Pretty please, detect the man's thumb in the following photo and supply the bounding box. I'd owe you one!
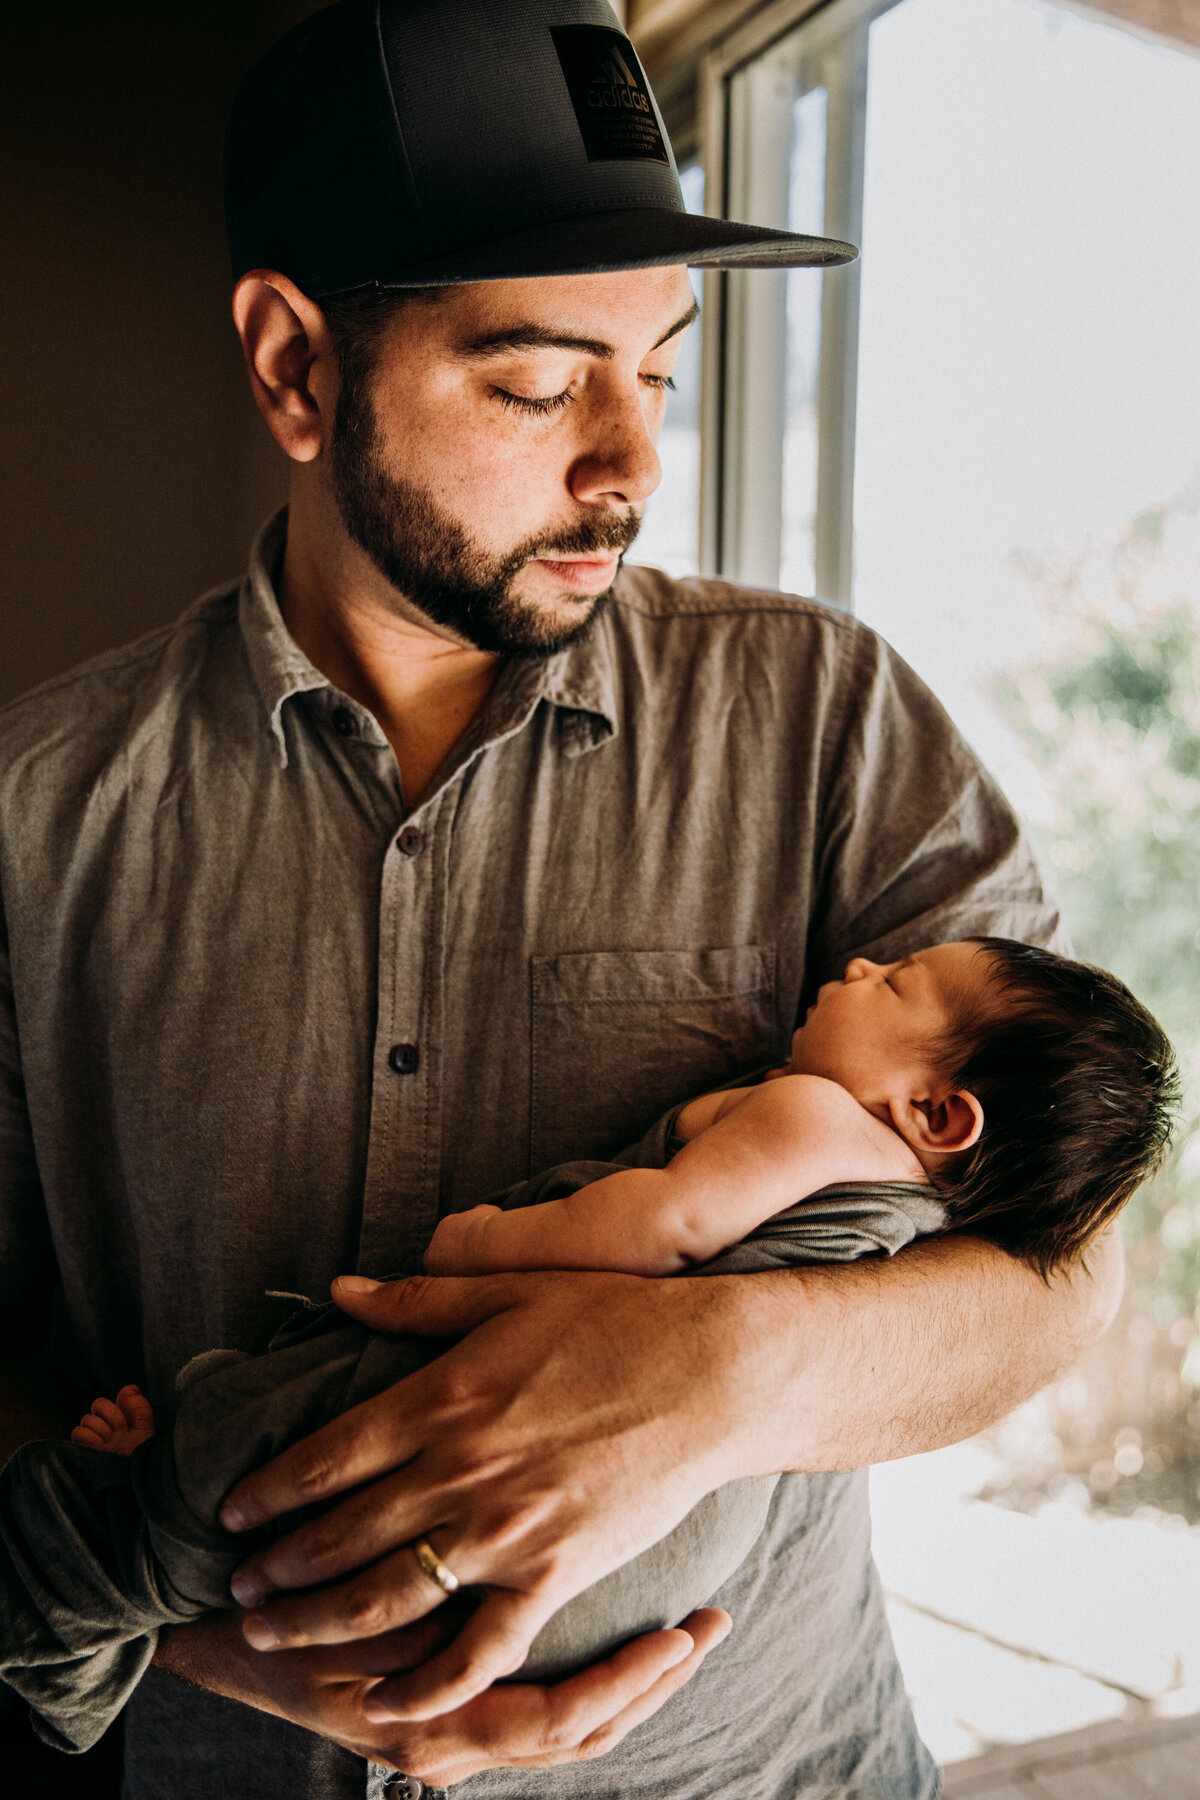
[331,1271,516,1335]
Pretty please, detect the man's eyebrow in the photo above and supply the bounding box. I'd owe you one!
[454,299,700,362]
[652,297,700,350]
[456,324,616,360]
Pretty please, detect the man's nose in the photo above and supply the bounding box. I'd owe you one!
[568,390,662,510]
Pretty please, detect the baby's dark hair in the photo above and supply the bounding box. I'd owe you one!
[930,939,1179,1278]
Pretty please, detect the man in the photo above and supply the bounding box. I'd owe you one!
[0,1,1120,1796]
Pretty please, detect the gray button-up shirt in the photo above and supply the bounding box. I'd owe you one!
[0,510,1058,1798]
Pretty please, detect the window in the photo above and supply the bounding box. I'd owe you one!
[702,0,874,601]
[692,0,1200,1766]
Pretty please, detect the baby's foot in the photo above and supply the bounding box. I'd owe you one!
[70,1384,156,1455]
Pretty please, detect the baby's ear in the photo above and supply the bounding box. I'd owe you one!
[890,1089,983,1158]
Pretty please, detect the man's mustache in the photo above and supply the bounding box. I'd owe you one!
[522,511,642,561]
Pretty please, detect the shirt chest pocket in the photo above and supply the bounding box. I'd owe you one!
[529,945,777,1172]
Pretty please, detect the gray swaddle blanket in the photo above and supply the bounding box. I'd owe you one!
[0,1105,944,1755]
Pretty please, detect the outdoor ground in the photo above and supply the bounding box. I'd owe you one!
[871,1441,1200,1794]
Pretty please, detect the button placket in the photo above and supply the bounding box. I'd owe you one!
[356,795,449,1275]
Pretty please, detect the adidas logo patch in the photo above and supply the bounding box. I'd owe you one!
[551,25,669,165]
[588,46,650,113]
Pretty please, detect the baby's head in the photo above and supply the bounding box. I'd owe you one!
[790,939,1178,1275]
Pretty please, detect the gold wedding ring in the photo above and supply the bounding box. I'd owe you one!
[412,1535,460,1595]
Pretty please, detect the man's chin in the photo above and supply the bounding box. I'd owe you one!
[490,585,611,658]
[388,574,613,659]
[499,565,619,638]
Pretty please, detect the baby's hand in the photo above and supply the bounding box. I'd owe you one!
[424,1204,504,1274]
[71,1384,156,1455]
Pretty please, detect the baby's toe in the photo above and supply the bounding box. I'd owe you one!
[71,1421,109,1447]
[92,1396,126,1431]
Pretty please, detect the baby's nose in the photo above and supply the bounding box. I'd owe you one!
[843,956,877,981]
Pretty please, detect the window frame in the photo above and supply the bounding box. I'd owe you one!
[684,0,1200,601]
[698,0,899,602]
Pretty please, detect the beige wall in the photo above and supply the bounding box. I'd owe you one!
[0,3,324,708]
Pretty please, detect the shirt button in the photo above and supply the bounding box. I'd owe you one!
[388,1042,420,1076]
[332,706,356,737]
[397,826,425,857]
[383,1778,422,1800]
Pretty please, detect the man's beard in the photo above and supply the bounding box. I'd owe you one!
[329,377,641,658]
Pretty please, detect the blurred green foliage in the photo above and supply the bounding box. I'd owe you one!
[998,496,1200,1331]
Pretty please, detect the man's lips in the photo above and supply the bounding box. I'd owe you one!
[532,552,621,593]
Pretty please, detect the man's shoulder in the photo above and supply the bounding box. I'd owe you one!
[599,563,894,718]
[0,579,246,838]
[0,582,241,783]
[614,561,863,639]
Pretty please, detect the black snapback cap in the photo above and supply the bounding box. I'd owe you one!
[224,0,858,297]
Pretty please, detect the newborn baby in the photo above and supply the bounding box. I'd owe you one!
[425,939,1049,1280]
[78,941,992,1455]
[6,938,1177,1754]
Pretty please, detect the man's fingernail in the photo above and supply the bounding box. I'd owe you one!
[230,1569,270,1607]
[242,1614,280,1651]
[336,1275,381,1295]
[219,1501,250,1532]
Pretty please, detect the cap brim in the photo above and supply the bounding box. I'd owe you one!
[356,208,857,292]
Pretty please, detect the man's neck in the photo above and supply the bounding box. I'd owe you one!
[279,492,500,806]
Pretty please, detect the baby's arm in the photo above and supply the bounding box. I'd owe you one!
[427,1076,920,1277]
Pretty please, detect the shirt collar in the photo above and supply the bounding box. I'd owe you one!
[540,604,619,755]
[239,508,351,767]
[239,505,619,766]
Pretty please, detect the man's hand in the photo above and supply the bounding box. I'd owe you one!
[216,1234,1121,1723]
[156,1603,730,1785]
[219,1271,754,1718]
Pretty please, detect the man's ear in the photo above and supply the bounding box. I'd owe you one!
[889,1088,984,1159]
[231,271,337,464]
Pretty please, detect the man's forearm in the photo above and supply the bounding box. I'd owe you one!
[732,1226,1123,1472]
